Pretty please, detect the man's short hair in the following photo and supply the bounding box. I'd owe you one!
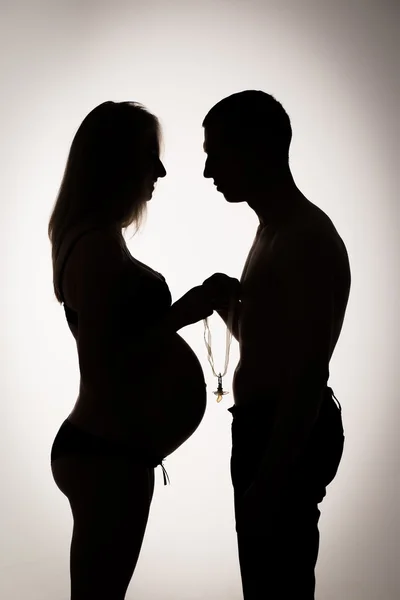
[203,90,292,159]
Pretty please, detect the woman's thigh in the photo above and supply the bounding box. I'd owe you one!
[52,455,154,599]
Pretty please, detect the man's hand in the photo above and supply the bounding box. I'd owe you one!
[202,273,241,310]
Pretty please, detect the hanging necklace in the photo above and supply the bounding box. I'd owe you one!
[203,299,235,402]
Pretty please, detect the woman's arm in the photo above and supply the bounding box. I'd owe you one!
[72,230,214,392]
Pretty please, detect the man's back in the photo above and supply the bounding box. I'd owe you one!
[233,196,351,406]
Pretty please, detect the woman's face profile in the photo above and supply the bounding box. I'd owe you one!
[138,133,166,201]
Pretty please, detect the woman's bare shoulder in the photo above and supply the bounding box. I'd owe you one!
[61,227,126,309]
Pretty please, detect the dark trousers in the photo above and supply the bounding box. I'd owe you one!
[229,387,345,600]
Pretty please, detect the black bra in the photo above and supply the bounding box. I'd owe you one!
[56,227,172,330]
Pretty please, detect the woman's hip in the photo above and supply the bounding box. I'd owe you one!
[50,419,167,477]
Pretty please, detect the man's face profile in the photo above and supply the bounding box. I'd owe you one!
[203,125,247,203]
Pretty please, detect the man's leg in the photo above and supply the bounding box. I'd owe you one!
[235,497,321,600]
[229,403,322,599]
[229,389,344,599]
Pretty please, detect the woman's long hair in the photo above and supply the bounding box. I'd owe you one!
[48,101,162,302]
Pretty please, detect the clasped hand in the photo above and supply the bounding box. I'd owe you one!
[202,272,241,311]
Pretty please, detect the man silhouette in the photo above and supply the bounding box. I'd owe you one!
[202,90,350,599]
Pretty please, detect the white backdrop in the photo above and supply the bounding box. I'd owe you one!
[1,1,398,598]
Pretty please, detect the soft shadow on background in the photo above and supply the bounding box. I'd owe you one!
[0,1,398,598]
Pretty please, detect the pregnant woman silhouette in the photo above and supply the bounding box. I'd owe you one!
[49,101,239,599]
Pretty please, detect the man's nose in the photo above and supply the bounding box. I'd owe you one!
[158,159,167,178]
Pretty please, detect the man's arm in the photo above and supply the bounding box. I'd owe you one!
[216,301,241,341]
[202,273,241,341]
[246,230,335,495]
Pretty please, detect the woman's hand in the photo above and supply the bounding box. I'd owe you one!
[169,274,240,331]
[173,285,214,327]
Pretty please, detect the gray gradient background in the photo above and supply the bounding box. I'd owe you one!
[0,0,398,598]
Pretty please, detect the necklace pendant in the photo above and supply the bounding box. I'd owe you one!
[213,373,228,403]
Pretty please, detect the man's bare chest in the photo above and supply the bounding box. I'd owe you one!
[240,227,276,292]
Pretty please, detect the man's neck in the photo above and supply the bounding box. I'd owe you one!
[247,175,306,228]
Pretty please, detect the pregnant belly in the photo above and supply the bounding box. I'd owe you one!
[123,333,207,458]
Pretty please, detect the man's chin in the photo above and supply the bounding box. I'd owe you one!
[222,192,241,204]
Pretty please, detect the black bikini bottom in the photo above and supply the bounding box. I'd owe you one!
[50,419,170,485]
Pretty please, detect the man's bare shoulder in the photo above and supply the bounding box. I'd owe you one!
[270,201,348,264]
